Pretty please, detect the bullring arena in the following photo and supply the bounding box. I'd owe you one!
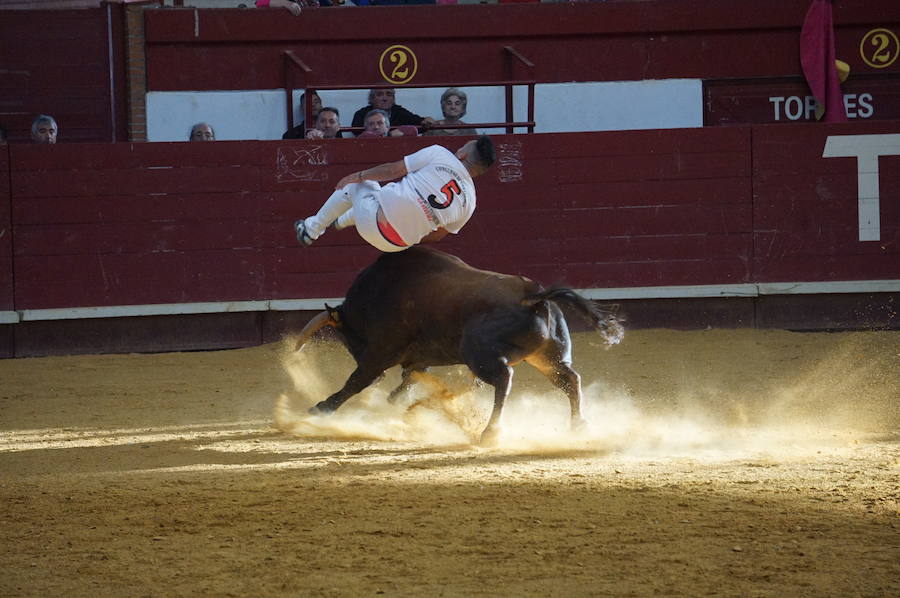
[2,327,898,596]
[3,1,900,596]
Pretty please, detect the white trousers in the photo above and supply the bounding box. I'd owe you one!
[302,182,405,253]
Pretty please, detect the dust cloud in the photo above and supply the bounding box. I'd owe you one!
[274,330,899,462]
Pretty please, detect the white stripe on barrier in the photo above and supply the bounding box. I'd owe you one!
[269,299,346,311]
[19,301,271,322]
[756,280,900,295]
[580,280,900,300]
[578,284,759,300]
[3,280,898,324]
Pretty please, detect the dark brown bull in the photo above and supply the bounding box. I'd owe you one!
[295,246,623,443]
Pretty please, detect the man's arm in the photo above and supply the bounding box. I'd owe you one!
[389,125,419,137]
[335,159,408,189]
[392,105,436,129]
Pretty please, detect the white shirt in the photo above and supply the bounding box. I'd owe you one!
[378,145,476,245]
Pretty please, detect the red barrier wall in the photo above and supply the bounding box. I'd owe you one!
[1,145,11,358]
[1,145,12,311]
[463,128,753,289]
[9,128,760,311]
[10,140,377,309]
[8,122,900,313]
[3,122,899,356]
[753,121,900,282]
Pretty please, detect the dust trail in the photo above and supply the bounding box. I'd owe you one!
[274,334,898,458]
[274,339,474,445]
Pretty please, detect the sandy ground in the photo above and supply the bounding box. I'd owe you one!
[0,328,898,597]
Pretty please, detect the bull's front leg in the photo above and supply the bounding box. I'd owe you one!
[308,364,385,415]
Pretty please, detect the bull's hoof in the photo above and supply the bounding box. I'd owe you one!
[478,426,501,446]
[308,402,336,416]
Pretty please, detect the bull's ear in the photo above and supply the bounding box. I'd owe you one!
[325,304,341,324]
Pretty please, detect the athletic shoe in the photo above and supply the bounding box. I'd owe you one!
[294,220,314,247]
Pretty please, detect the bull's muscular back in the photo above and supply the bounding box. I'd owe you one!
[339,247,541,367]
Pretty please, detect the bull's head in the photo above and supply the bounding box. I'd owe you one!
[294,307,342,352]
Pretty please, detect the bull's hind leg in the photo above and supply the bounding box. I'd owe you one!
[465,356,514,445]
[526,355,587,432]
[524,308,588,431]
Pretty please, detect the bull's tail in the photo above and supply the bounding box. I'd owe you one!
[294,306,341,351]
[522,287,625,346]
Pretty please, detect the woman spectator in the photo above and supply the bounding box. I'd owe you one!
[423,88,478,137]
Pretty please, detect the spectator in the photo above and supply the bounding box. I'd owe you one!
[351,88,435,136]
[31,115,58,144]
[357,109,418,138]
[189,122,216,141]
[305,107,342,139]
[282,91,341,139]
[424,88,478,137]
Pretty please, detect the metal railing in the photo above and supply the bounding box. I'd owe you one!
[283,46,536,136]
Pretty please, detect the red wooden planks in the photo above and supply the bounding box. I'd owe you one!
[6,123,900,312]
[751,122,900,283]
[0,147,12,311]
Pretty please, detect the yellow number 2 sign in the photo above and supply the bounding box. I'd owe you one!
[379,45,418,84]
[860,28,899,69]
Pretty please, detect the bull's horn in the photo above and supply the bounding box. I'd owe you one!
[294,310,337,351]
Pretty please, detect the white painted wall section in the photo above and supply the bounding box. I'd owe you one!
[146,79,705,142]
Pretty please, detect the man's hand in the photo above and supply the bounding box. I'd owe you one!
[420,117,437,129]
[334,159,408,190]
[420,228,449,243]
[305,129,324,139]
[335,171,363,190]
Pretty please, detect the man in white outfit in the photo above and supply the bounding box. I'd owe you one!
[295,136,495,252]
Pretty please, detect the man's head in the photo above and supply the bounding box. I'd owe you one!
[314,107,341,138]
[456,135,495,177]
[440,88,467,120]
[364,109,391,137]
[31,115,58,144]
[300,91,322,119]
[189,122,215,142]
[369,88,396,111]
